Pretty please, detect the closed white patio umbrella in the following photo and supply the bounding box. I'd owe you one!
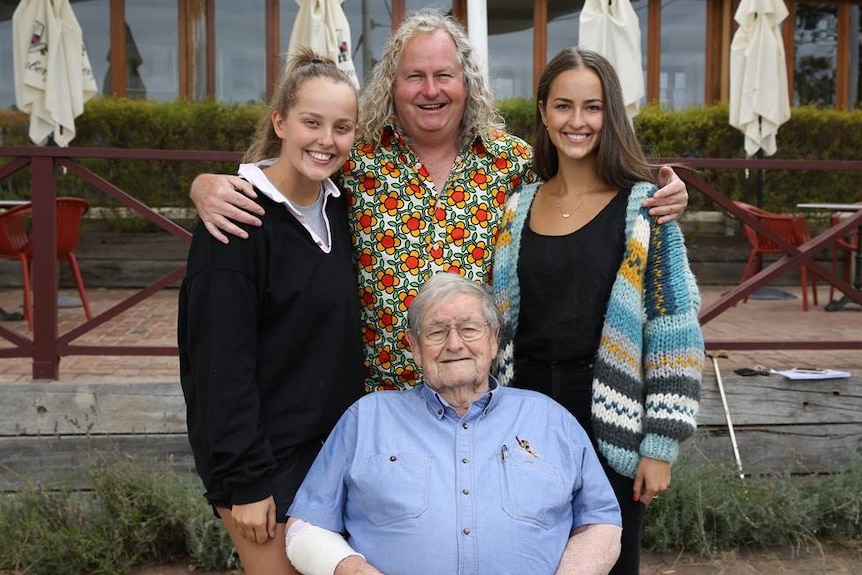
[579,0,645,120]
[288,0,359,88]
[13,0,98,147]
[729,0,791,158]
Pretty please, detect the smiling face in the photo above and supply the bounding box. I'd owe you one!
[393,29,468,147]
[539,67,604,163]
[272,76,357,189]
[407,292,498,397]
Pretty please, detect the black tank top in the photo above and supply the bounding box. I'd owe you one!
[513,188,630,363]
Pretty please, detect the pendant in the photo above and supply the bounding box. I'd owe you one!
[561,213,571,219]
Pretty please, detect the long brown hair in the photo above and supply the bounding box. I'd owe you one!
[243,47,358,163]
[532,47,655,186]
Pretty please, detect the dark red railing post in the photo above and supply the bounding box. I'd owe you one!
[30,154,60,380]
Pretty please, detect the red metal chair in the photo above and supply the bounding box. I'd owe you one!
[0,198,93,330]
[828,205,860,301]
[734,201,818,311]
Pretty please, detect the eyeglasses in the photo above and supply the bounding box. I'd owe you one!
[417,321,489,345]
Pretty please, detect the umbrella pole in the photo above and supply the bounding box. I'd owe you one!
[749,143,796,301]
[755,148,764,208]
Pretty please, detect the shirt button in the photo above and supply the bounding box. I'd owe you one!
[462,528,471,535]
[462,423,469,429]
[437,409,443,415]
[461,458,469,464]
[462,488,470,495]
[389,455,397,462]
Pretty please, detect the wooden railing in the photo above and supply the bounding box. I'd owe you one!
[660,157,862,352]
[0,146,241,379]
[1,147,861,380]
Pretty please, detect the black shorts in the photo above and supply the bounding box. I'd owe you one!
[209,440,323,523]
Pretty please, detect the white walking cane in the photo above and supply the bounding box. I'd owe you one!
[707,351,744,478]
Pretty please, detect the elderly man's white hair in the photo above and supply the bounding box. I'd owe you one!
[407,272,502,335]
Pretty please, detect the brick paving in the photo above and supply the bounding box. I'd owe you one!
[0,284,859,383]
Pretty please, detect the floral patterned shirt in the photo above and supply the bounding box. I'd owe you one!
[337,125,535,391]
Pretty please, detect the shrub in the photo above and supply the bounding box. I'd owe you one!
[0,454,237,575]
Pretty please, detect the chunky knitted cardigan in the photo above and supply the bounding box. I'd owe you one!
[492,181,703,479]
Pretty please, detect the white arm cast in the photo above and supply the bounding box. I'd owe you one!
[285,519,365,575]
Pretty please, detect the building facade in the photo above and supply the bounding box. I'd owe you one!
[0,0,859,110]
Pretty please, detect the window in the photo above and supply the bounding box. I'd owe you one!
[125,0,179,101]
[487,4,533,98]
[660,0,706,108]
[215,0,266,103]
[794,3,838,105]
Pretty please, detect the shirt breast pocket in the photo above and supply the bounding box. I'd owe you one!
[498,451,570,529]
[355,453,431,526]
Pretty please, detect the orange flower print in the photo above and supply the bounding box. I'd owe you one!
[355,209,376,233]
[492,186,508,207]
[342,158,357,175]
[377,379,399,391]
[362,324,378,344]
[493,154,514,173]
[355,141,375,158]
[378,192,404,216]
[465,241,490,266]
[376,269,400,293]
[375,345,395,370]
[447,186,469,208]
[512,141,531,159]
[443,261,464,276]
[418,164,430,179]
[377,306,397,333]
[381,160,402,178]
[470,203,492,228]
[357,248,376,271]
[357,172,380,195]
[375,229,401,254]
[401,211,426,237]
[399,249,425,276]
[427,241,445,265]
[469,168,490,191]
[395,365,419,386]
[358,286,376,309]
[398,289,418,312]
[431,205,447,225]
[445,221,470,246]
[405,178,424,197]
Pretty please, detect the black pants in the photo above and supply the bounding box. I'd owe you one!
[511,357,645,575]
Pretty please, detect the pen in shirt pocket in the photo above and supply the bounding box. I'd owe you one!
[501,444,508,462]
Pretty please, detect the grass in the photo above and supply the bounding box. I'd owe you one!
[1,454,861,574]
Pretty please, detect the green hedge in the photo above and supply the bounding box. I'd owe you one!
[2,98,862,214]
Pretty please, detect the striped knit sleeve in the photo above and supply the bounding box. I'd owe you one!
[640,211,704,463]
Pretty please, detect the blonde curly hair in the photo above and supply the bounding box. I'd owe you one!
[358,9,505,149]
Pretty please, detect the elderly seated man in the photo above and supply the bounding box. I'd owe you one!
[284,273,622,575]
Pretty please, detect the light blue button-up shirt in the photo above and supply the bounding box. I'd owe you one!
[288,378,621,575]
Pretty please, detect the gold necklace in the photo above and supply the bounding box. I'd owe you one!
[548,180,599,219]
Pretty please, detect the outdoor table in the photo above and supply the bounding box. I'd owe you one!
[797,202,862,311]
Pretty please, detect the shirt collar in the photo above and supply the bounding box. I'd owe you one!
[237,159,342,204]
[419,376,501,421]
